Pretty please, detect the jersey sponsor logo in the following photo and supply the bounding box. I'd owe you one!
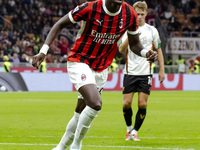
[91,29,120,44]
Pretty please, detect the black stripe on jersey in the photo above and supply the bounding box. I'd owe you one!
[124,5,131,31]
[72,3,89,19]
[131,15,137,31]
[94,15,114,70]
[86,5,105,60]
[75,2,97,62]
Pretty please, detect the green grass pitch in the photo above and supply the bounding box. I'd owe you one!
[0,91,200,150]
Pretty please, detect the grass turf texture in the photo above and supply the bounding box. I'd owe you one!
[0,91,200,150]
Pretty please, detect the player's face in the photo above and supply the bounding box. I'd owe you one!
[135,7,147,26]
[108,0,124,5]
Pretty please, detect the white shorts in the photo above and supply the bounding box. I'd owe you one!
[67,61,108,99]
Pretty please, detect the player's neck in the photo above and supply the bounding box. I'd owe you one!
[139,22,145,27]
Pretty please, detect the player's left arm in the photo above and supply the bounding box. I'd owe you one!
[153,27,165,83]
[155,47,165,83]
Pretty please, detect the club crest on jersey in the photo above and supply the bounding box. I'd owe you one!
[81,74,86,81]
[119,19,123,29]
[72,6,79,14]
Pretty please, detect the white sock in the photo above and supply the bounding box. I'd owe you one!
[70,106,100,149]
[56,112,80,150]
[127,125,133,132]
[131,129,138,135]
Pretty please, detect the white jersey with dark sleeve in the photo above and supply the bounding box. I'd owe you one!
[122,23,161,75]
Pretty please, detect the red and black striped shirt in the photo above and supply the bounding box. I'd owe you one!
[68,0,138,72]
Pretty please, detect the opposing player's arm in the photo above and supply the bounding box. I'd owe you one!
[153,27,165,82]
[155,48,164,72]
[119,38,128,53]
[155,47,165,82]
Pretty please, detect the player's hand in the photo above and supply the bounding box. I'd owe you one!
[159,71,165,83]
[32,53,46,69]
[146,50,158,62]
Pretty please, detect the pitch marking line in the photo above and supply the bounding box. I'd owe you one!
[0,143,194,150]
[1,135,200,140]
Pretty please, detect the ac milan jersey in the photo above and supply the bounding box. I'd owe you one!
[68,0,138,72]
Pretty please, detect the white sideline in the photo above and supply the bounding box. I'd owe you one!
[1,135,200,139]
[0,143,194,150]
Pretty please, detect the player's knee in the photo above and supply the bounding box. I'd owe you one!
[91,99,102,111]
[123,99,132,108]
[138,101,147,108]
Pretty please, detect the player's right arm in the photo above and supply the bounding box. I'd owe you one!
[32,14,73,69]
[32,2,90,69]
[44,14,72,47]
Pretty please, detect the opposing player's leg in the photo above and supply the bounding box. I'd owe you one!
[122,74,138,140]
[130,92,148,141]
[130,75,151,141]
[52,99,86,150]
[123,92,134,140]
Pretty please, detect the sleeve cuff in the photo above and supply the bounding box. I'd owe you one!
[68,11,77,24]
[127,29,138,35]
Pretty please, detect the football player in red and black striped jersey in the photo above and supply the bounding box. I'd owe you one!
[32,0,158,150]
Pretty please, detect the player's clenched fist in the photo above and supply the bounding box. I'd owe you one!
[146,50,158,62]
[32,53,46,69]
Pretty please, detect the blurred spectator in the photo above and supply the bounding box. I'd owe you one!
[58,38,71,56]
[189,60,195,74]
[39,61,47,73]
[109,58,118,73]
[164,8,172,20]
[61,54,68,63]
[11,52,20,64]
[176,55,186,73]
[166,56,173,65]
[189,0,196,9]
[20,53,28,63]
[3,55,11,72]
[0,49,4,62]
[182,24,191,37]
[176,55,185,65]
[194,60,199,74]
[46,53,53,63]
[12,43,20,54]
